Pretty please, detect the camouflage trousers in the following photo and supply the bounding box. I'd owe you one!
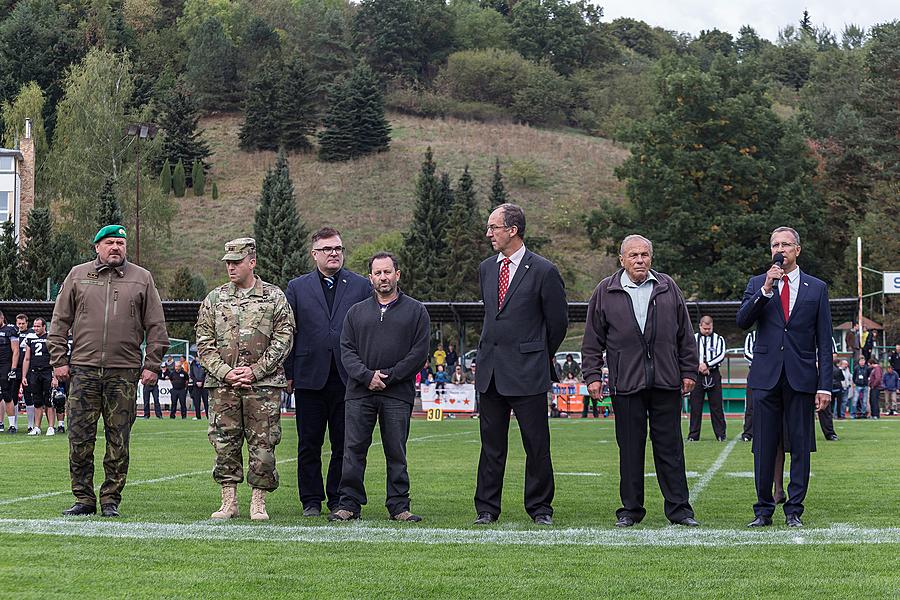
[208,386,282,491]
[68,366,139,506]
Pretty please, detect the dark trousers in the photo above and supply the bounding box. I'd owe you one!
[142,385,161,418]
[612,388,694,523]
[582,396,600,418]
[688,370,725,440]
[190,385,209,418]
[742,388,753,438]
[475,379,554,519]
[817,401,835,437]
[169,388,187,418]
[870,389,881,418]
[752,371,814,519]
[296,386,346,510]
[337,395,413,516]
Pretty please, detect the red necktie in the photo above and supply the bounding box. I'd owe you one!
[498,258,511,308]
[780,275,790,321]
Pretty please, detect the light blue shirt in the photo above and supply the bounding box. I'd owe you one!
[620,270,657,334]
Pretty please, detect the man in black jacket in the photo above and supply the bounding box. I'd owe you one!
[582,234,699,528]
[328,252,430,523]
[473,203,568,526]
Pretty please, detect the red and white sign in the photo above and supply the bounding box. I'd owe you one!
[421,383,476,413]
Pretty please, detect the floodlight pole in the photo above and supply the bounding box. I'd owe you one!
[857,237,863,339]
[125,123,158,265]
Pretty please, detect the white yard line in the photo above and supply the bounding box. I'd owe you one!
[689,435,740,504]
[0,430,477,507]
[0,518,898,547]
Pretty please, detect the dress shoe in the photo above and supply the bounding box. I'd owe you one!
[62,503,97,516]
[786,514,803,528]
[391,511,423,522]
[716,436,727,442]
[774,491,787,505]
[740,434,752,442]
[302,505,321,517]
[327,509,359,522]
[615,516,635,528]
[101,504,120,518]
[747,516,772,527]
[826,434,839,441]
[686,437,698,442]
[533,514,552,526]
[473,512,497,525]
[673,517,700,527]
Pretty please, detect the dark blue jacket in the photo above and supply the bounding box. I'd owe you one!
[736,270,833,394]
[283,268,372,390]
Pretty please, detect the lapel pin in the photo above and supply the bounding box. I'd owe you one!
[803,282,808,286]
[342,279,347,284]
[525,265,530,269]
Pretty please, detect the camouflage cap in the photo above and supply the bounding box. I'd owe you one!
[221,237,257,261]
[93,224,127,244]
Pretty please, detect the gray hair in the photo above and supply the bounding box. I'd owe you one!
[619,234,653,256]
[497,203,526,239]
[770,227,800,246]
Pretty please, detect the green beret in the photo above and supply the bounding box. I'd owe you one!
[93,224,127,244]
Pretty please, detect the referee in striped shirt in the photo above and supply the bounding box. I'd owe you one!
[687,316,727,441]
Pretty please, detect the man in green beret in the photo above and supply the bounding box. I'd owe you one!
[49,224,169,517]
[195,238,295,520]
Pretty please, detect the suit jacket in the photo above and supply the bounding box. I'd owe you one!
[736,269,833,394]
[283,268,372,389]
[476,249,568,396]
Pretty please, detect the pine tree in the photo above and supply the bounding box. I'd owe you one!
[156,84,211,185]
[442,166,486,300]
[0,219,19,299]
[49,231,83,299]
[211,180,219,200]
[279,56,318,152]
[97,176,124,228]
[19,207,55,299]
[318,63,390,161]
[160,159,172,195]
[489,157,509,208]
[400,148,449,299]
[239,53,283,152]
[172,159,186,197]
[186,17,240,111]
[252,152,311,289]
[192,160,205,196]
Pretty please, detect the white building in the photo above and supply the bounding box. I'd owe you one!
[0,118,36,243]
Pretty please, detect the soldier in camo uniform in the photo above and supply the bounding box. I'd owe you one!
[49,225,169,518]
[195,238,295,521]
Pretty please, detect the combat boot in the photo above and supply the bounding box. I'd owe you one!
[211,485,239,519]
[250,488,269,521]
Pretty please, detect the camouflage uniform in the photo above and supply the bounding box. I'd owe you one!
[195,247,295,492]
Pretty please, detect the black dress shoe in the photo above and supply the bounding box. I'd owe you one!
[615,516,635,528]
[786,514,803,528]
[473,512,497,525]
[686,437,698,442]
[716,436,727,442]
[747,516,772,527]
[533,514,552,526]
[673,517,700,527]
[101,504,120,518]
[302,505,321,517]
[740,434,752,442]
[826,434,839,441]
[62,503,97,516]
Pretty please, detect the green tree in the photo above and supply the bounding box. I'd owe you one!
[186,16,240,110]
[191,160,205,195]
[252,152,311,289]
[442,166,485,300]
[172,159,186,197]
[0,219,19,299]
[278,56,318,152]
[510,0,604,75]
[160,159,172,195]
[489,157,508,208]
[288,0,355,105]
[585,56,822,298]
[19,207,55,299]
[211,179,219,199]
[1,81,47,172]
[156,83,211,186]
[353,0,420,80]
[450,0,511,51]
[859,21,900,182]
[318,63,390,161]
[400,148,449,300]
[97,176,124,228]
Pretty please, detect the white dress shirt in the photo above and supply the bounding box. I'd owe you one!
[761,266,800,312]
[496,244,527,286]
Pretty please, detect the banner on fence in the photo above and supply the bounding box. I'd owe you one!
[420,383,476,413]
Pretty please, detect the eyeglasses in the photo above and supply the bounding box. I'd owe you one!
[486,225,511,233]
[313,246,345,255]
[770,242,797,249]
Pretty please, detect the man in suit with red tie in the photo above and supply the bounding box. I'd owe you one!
[737,226,833,528]
[473,203,568,526]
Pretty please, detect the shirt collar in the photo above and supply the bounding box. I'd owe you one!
[94,258,127,277]
[620,270,657,289]
[319,268,341,281]
[496,244,527,266]
[784,267,801,283]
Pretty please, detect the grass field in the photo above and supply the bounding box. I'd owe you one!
[2,413,899,599]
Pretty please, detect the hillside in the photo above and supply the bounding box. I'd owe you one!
[165,113,630,300]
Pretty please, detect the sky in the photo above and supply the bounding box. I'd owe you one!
[598,1,897,42]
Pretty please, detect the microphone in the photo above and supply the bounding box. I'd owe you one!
[773,252,784,267]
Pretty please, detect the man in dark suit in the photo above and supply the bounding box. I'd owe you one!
[737,226,833,528]
[473,203,568,526]
[284,227,372,517]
